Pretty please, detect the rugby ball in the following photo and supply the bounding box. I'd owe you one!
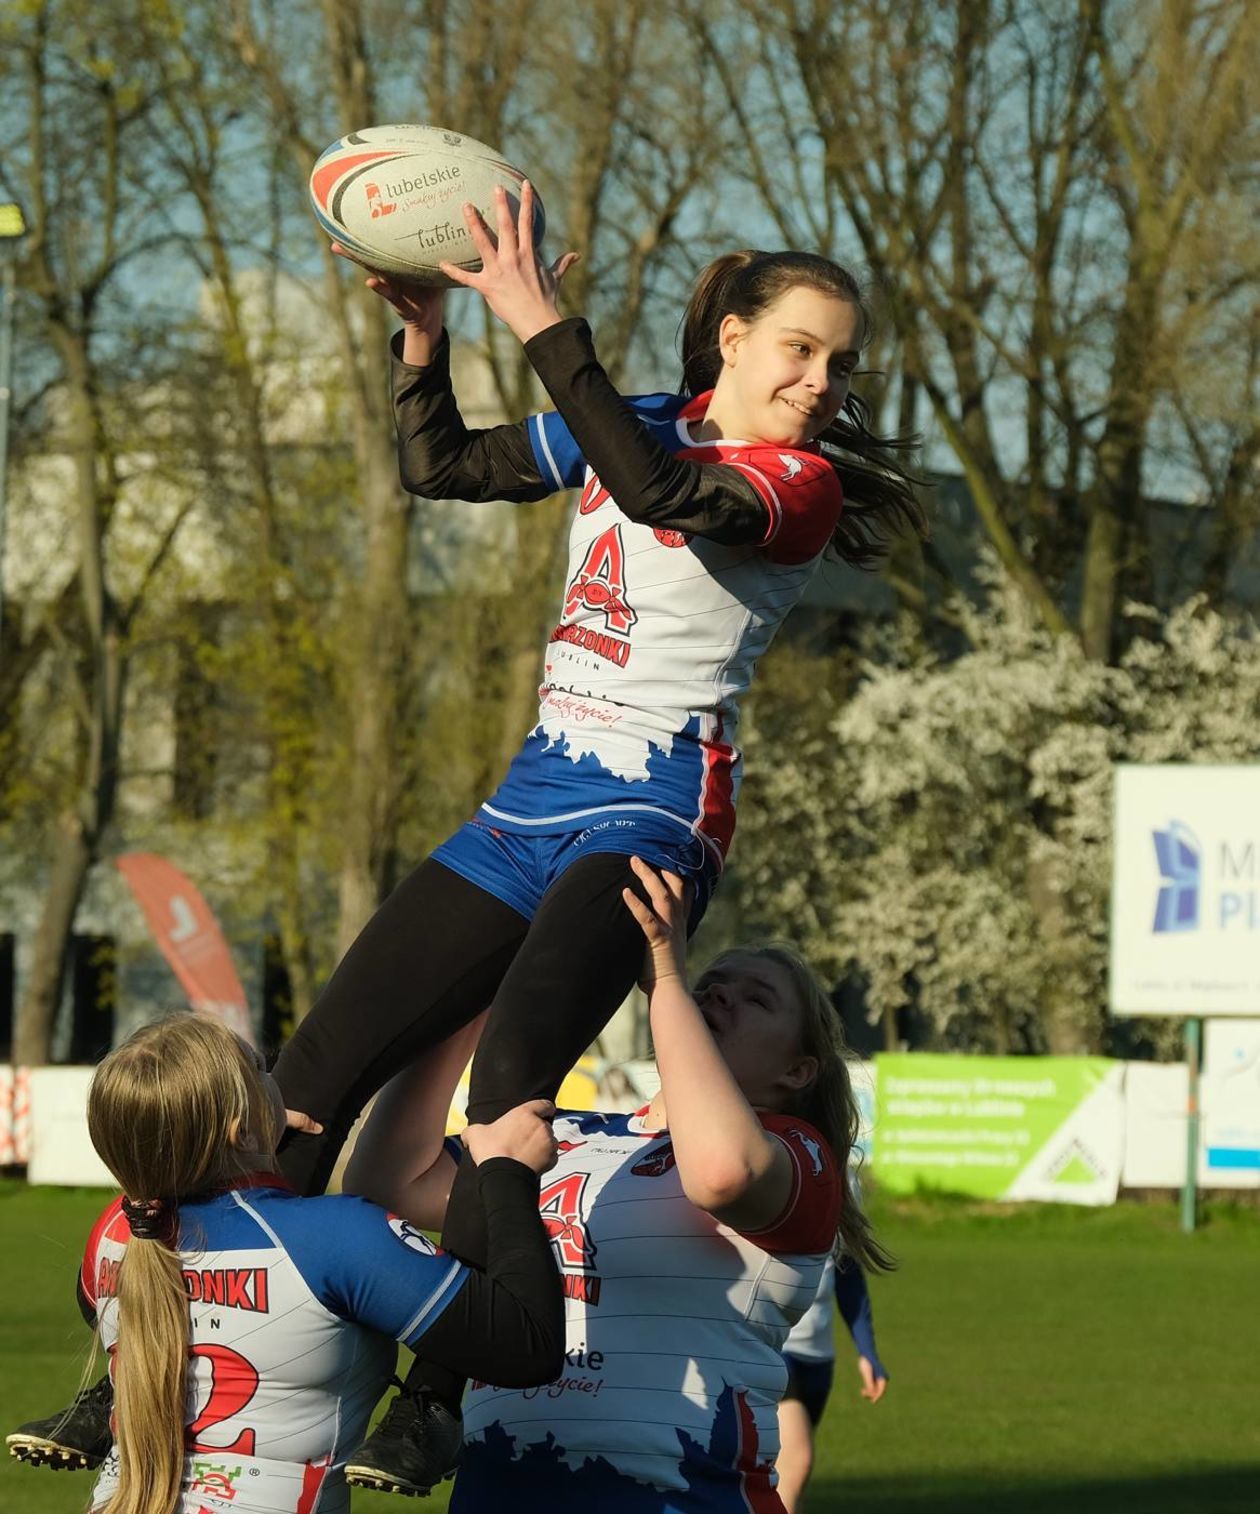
[309,124,544,285]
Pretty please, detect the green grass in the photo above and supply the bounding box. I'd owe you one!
[2,1182,1258,1512]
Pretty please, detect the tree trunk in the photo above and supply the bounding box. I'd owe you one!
[334,432,412,957]
[13,818,92,1065]
[15,323,126,1064]
[1027,852,1099,1054]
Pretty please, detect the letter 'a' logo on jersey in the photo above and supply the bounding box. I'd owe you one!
[631,1140,676,1177]
[563,525,636,634]
[386,1214,440,1256]
[539,1170,597,1270]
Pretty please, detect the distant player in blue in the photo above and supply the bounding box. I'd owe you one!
[6,1014,561,1513]
[776,1256,890,1512]
[269,184,926,1493]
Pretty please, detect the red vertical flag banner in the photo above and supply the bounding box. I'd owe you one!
[115,853,253,1044]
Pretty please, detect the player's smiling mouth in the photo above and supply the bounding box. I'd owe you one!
[779,397,821,418]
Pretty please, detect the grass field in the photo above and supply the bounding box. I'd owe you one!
[2,1181,1257,1513]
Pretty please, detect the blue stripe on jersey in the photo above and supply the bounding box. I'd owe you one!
[527,394,690,492]
[220,1189,469,1346]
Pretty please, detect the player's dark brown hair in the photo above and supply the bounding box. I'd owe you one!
[700,943,894,1274]
[680,249,927,569]
[87,1015,281,1514]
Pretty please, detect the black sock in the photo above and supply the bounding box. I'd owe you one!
[403,1355,464,1414]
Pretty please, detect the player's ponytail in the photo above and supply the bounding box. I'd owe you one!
[707,944,895,1274]
[101,1227,189,1514]
[679,250,928,569]
[87,1016,281,1514]
[679,249,761,396]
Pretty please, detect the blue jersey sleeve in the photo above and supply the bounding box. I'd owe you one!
[835,1256,886,1378]
[527,392,683,493]
[270,1194,470,1348]
[527,410,585,491]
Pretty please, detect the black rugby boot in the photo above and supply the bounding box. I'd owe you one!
[6,1372,114,1471]
[343,1379,463,1498]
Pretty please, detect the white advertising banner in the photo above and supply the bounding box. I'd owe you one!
[1110,765,1260,1016]
[26,1067,114,1187]
[1201,1018,1260,1187]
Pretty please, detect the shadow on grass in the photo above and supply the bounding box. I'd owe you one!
[806,1465,1260,1513]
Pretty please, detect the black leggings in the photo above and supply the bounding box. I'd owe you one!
[273,852,648,1266]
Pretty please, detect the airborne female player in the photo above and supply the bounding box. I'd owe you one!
[12,184,924,1494]
[281,184,923,1494]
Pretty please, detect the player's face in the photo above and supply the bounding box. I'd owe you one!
[692,957,816,1108]
[718,286,863,446]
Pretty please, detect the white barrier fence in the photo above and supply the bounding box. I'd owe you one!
[4,1046,1257,1196]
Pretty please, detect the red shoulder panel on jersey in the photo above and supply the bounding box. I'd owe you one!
[742,1113,842,1255]
[81,1195,127,1310]
[729,447,843,566]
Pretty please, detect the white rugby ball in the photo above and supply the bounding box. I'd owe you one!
[309,123,544,286]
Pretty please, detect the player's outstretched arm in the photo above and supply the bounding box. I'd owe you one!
[438,181,577,345]
[443,185,772,545]
[334,242,445,366]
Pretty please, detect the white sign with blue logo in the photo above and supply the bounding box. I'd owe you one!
[1110,764,1260,1016]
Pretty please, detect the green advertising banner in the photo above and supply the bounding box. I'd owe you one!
[872,1055,1126,1204]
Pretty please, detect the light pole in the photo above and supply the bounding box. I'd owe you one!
[0,201,27,664]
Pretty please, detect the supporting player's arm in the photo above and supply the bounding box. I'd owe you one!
[322,1102,564,1390]
[623,859,795,1231]
[414,1155,565,1387]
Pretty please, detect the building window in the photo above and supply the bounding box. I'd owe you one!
[68,934,115,1063]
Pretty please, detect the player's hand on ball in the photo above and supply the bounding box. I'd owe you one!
[331,242,445,337]
[463,1098,558,1175]
[623,857,688,992]
[439,180,579,343]
[858,1356,888,1403]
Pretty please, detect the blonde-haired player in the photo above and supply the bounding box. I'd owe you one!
[9,1013,562,1513]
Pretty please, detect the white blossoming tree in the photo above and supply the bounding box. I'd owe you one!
[728,576,1260,1055]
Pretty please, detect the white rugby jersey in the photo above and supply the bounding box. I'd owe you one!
[453,1107,841,1513]
[478,393,843,866]
[782,1256,836,1362]
[82,1176,468,1514]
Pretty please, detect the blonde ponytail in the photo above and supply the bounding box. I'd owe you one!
[87,1015,280,1514]
[102,1234,189,1514]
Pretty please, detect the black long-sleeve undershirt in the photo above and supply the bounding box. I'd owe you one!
[413,1156,564,1387]
[391,319,770,545]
